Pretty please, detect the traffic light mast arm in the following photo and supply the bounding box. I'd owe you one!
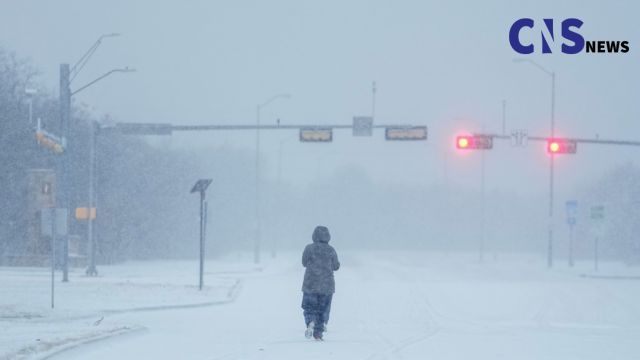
[472,133,640,147]
[561,138,640,147]
[103,123,426,135]
[171,123,419,131]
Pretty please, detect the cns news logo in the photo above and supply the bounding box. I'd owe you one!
[509,18,630,54]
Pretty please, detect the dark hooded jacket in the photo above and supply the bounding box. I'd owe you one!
[302,226,340,294]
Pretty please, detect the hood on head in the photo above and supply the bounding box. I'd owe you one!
[312,226,331,243]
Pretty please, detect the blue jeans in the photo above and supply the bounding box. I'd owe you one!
[301,292,333,333]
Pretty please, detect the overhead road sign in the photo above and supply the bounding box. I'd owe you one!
[352,116,373,136]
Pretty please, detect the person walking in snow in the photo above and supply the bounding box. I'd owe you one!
[301,225,340,340]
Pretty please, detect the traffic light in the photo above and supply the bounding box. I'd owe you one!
[385,126,428,141]
[300,128,333,142]
[36,131,64,154]
[547,138,577,154]
[456,135,493,150]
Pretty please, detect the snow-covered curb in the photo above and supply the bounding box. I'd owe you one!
[1,260,253,360]
[1,279,243,360]
[9,325,147,360]
[102,278,243,314]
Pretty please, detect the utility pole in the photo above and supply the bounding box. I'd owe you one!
[56,33,133,279]
[59,64,71,282]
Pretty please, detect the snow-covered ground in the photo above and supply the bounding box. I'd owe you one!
[3,251,640,359]
[0,258,246,359]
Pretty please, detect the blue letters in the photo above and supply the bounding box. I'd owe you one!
[542,19,554,54]
[509,18,534,54]
[561,18,585,54]
[510,18,591,55]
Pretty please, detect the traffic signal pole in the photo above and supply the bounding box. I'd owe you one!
[110,121,427,265]
[460,130,640,269]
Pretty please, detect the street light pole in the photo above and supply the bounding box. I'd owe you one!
[58,33,133,279]
[255,93,290,264]
[480,126,486,263]
[274,135,296,258]
[86,121,98,276]
[549,71,556,269]
[513,58,556,268]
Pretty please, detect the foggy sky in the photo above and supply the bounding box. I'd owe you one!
[1,0,638,202]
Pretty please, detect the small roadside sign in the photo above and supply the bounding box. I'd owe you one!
[41,208,54,236]
[590,205,604,220]
[566,200,577,225]
[41,208,68,236]
[75,207,97,220]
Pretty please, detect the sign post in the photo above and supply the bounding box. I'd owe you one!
[590,205,605,271]
[41,208,66,308]
[41,209,56,309]
[191,179,212,291]
[565,200,578,267]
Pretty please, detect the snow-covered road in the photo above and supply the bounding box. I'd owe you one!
[50,252,640,360]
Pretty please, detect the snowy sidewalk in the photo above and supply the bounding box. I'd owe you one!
[0,258,256,360]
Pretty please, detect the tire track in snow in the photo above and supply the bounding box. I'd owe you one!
[361,285,442,360]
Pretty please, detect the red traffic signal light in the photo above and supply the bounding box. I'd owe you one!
[456,135,493,150]
[457,136,470,149]
[547,138,577,154]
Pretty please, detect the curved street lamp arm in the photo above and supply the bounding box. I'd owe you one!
[71,67,135,96]
[70,33,121,83]
[259,93,291,109]
[512,58,553,77]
